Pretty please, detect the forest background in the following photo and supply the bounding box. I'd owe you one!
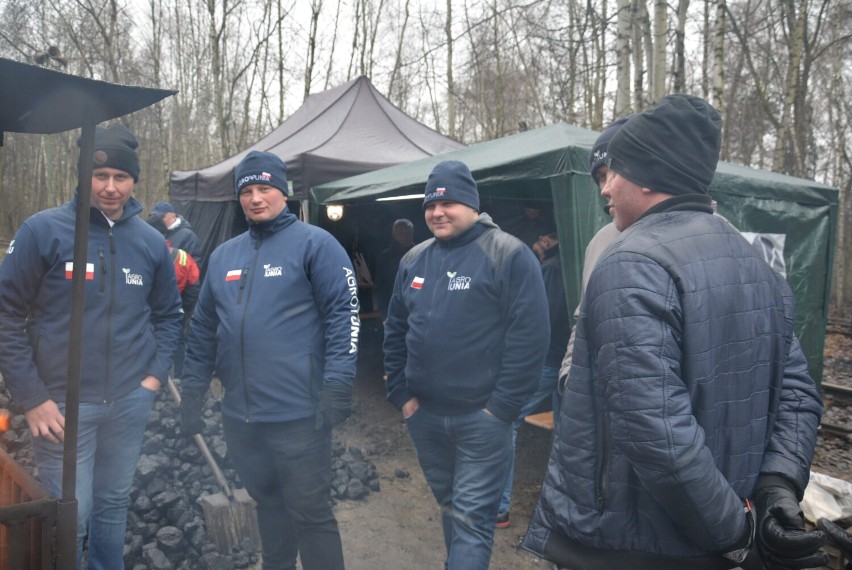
[0,0,849,309]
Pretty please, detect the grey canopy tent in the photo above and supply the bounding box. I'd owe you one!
[0,56,175,568]
[311,123,838,384]
[169,75,463,271]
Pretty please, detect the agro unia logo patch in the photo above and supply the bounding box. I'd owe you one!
[446,271,470,291]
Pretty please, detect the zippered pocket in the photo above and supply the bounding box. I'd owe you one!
[98,250,105,293]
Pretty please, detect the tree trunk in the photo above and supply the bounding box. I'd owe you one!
[304,1,322,102]
[673,0,689,93]
[772,0,807,175]
[652,0,667,101]
[446,0,455,139]
[712,0,725,113]
[615,0,632,115]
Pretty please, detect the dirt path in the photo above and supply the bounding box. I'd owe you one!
[333,337,553,570]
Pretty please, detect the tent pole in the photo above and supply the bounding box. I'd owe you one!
[57,121,94,569]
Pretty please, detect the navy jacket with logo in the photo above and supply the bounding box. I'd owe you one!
[181,208,359,423]
[384,214,550,422]
[0,196,183,410]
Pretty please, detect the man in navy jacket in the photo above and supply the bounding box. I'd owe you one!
[384,160,549,570]
[180,151,357,570]
[0,124,183,570]
[524,95,826,570]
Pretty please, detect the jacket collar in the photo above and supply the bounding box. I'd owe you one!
[72,192,144,226]
[248,207,297,240]
[436,212,498,248]
[638,193,713,223]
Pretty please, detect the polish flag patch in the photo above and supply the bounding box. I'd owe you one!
[65,262,95,280]
[225,269,242,282]
[411,276,425,289]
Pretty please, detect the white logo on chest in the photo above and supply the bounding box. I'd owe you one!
[123,268,144,286]
[264,264,283,277]
[447,273,471,291]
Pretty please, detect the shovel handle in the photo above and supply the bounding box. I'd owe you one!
[167,378,234,499]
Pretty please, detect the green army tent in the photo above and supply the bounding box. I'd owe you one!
[310,123,838,383]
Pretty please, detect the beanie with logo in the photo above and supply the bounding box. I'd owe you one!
[589,115,632,183]
[423,160,480,211]
[234,150,291,197]
[78,124,140,182]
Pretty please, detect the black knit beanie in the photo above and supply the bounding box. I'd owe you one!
[234,150,291,197]
[423,160,480,211]
[607,94,722,196]
[589,115,632,182]
[78,124,140,182]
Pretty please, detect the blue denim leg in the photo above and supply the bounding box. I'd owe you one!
[406,408,512,570]
[499,365,559,514]
[31,385,156,570]
[223,416,344,570]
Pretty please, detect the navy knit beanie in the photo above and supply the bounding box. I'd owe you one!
[607,94,722,196]
[589,115,632,183]
[78,124,140,182]
[234,151,291,197]
[423,160,479,211]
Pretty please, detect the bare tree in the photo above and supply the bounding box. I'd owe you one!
[712,0,725,110]
[652,0,667,100]
[305,0,322,101]
[672,0,689,93]
[632,0,652,108]
[1,0,851,313]
[615,0,632,115]
[446,0,456,139]
[388,0,411,102]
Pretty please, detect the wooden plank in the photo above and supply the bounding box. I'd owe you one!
[525,411,554,430]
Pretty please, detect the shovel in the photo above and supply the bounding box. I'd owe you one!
[166,378,260,553]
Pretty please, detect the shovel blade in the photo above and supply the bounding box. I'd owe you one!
[199,488,261,554]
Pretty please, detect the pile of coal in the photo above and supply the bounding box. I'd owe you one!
[0,383,380,569]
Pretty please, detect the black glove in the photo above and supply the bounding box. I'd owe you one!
[179,389,205,436]
[817,518,852,559]
[319,383,352,428]
[754,476,828,569]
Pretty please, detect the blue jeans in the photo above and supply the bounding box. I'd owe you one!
[222,415,344,570]
[499,365,559,514]
[31,385,157,570]
[406,407,512,570]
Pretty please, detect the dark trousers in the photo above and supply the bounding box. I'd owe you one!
[222,415,345,570]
